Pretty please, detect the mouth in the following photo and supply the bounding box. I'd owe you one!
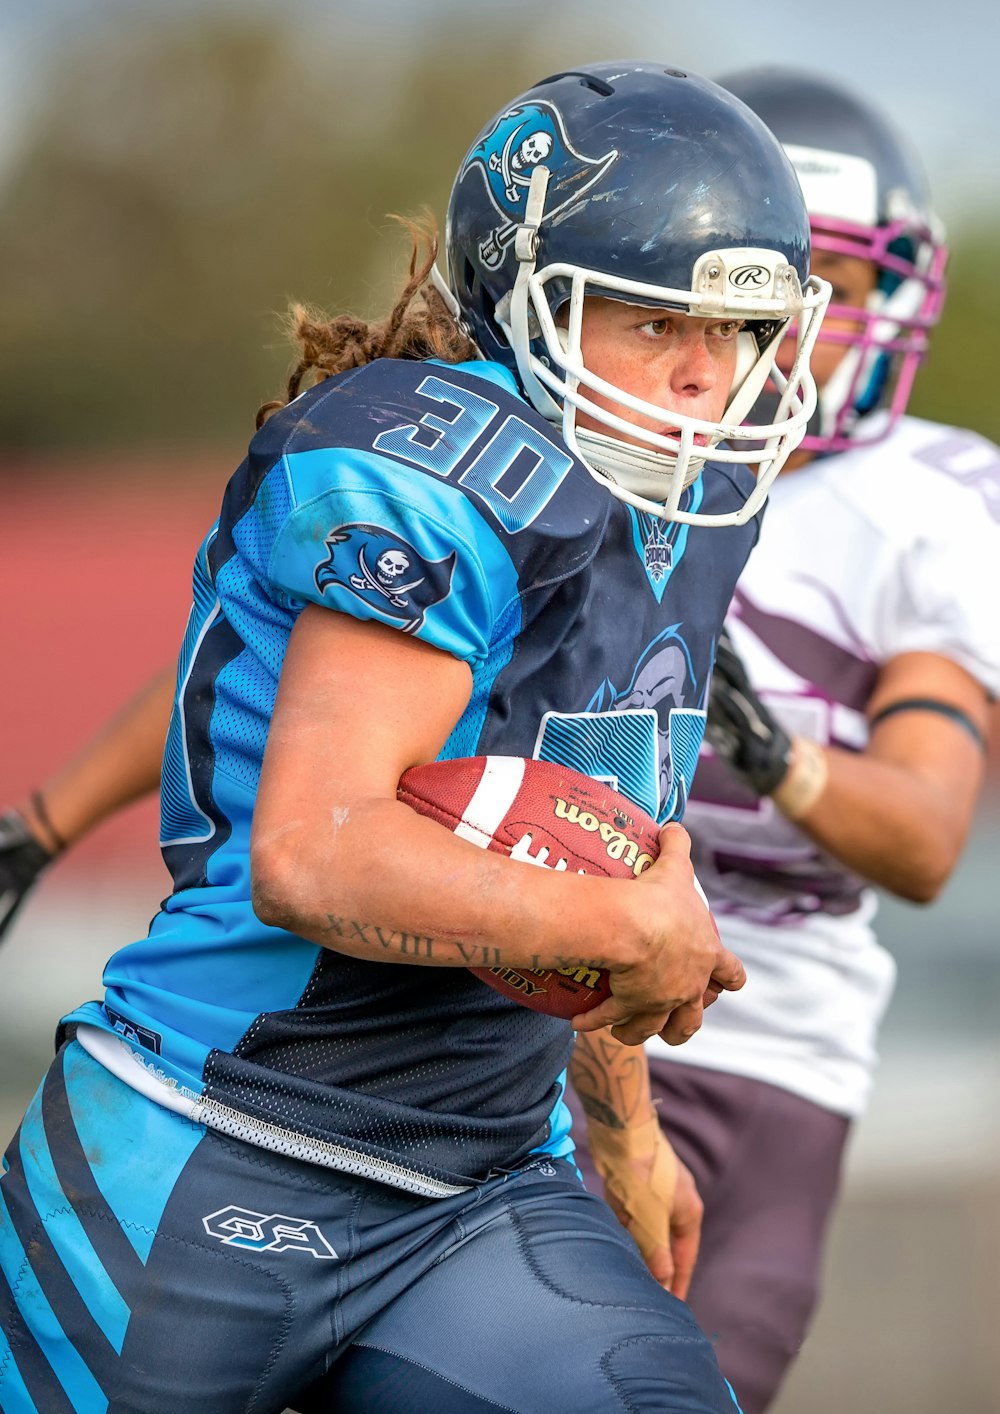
[658,427,711,447]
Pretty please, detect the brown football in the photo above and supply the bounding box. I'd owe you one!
[396,755,662,1019]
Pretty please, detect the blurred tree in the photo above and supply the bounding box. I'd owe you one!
[0,8,598,458]
[909,226,1000,445]
[1,9,996,460]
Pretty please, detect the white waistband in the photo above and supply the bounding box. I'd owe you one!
[74,1023,468,1198]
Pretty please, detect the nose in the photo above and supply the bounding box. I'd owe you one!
[669,325,718,399]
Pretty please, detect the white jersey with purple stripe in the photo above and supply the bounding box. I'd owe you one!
[61,356,760,1193]
[648,414,1000,1116]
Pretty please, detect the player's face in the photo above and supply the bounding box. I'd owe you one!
[777,247,878,389]
[572,298,743,446]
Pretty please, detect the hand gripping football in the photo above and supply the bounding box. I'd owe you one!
[396,756,661,1019]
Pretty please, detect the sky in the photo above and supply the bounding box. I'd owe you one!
[2,0,997,231]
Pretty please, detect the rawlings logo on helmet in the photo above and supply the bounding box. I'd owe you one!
[460,101,618,270]
[729,264,770,290]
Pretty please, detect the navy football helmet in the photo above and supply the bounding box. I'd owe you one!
[719,67,947,453]
[441,62,830,526]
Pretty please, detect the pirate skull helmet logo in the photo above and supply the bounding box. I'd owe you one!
[489,128,555,201]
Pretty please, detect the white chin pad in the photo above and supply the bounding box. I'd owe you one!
[573,428,703,503]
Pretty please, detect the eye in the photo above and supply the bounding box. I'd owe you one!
[639,317,672,336]
[710,320,744,340]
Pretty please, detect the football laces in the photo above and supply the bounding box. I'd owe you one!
[509,832,586,874]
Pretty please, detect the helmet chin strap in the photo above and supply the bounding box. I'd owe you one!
[429,265,463,320]
[430,265,485,356]
[508,165,563,421]
[724,325,789,426]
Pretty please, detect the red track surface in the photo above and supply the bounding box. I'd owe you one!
[1,455,229,883]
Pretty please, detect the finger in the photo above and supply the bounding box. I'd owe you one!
[642,1241,675,1291]
[655,822,692,858]
[571,998,632,1033]
[658,999,703,1047]
[669,1228,701,1303]
[710,948,746,992]
[609,1011,671,1046]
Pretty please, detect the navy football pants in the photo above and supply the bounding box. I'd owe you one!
[0,1042,742,1413]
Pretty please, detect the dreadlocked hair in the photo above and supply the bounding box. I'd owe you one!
[255,215,478,428]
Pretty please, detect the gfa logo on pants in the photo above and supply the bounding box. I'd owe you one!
[203,1205,338,1258]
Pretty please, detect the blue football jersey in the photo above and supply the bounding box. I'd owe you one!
[63,358,760,1195]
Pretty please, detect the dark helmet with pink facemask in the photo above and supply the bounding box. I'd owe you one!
[718,66,948,455]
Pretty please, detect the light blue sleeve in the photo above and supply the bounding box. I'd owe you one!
[264,446,520,666]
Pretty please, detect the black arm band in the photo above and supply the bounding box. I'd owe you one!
[868,697,987,750]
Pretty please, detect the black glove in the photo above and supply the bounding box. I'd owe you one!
[0,809,55,942]
[705,629,793,796]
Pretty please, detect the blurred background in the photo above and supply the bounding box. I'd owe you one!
[1,2,998,1410]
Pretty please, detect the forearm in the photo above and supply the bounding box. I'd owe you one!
[568,1029,656,1128]
[252,794,634,973]
[16,666,175,850]
[708,637,989,903]
[783,734,984,901]
[569,1029,694,1295]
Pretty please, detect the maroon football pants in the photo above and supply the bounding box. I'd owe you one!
[566,1059,851,1414]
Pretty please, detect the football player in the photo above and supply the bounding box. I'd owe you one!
[568,69,1000,1414]
[0,62,828,1412]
